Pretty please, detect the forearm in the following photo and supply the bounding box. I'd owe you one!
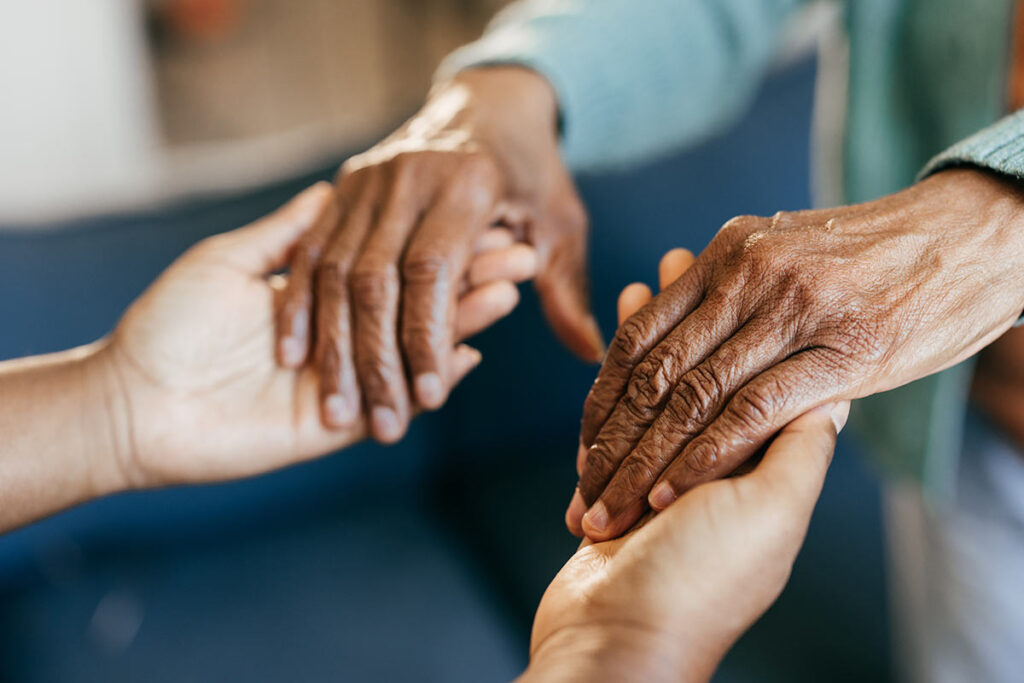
[438,0,804,170]
[0,342,129,532]
[521,624,721,683]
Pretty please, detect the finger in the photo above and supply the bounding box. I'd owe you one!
[658,248,694,291]
[216,182,333,275]
[566,488,587,538]
[741,401,847,514]
[535,217,605,363]
[447,343,484,387]
[578,284,750,507]
[579,260,709,449]
[474,227,515,253]
[617,283,652,325]
[582,320,792,540]
[467,244,538,287]
[455,280,520,341]
[313,173,382,428]
[568,281,652,532]
[349,175,421,442]
[648,348,846,510]
[402,178,497,411]
[276,189,341,368]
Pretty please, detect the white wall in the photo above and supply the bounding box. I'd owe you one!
[0,0,161,226]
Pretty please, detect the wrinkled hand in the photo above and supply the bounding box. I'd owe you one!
[576,168,1024,540]
[525,258,847,683]
[275,67,603,444]
[101,184,533,489]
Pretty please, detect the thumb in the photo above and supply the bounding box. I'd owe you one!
[744,401,848,512]
[217,182,334,275]
[535,220,604,363]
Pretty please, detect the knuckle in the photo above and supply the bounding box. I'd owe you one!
[403,249,450,285]
[730,381,781,433]
[349,261,399,310]
[614,457,660,496]
[315,258,348,297]
[718,214,761,240]
[296,240,324,268]
[684,441,719,478]
[623,354,676,415]
[663,366,721,428]
[611,316,651,361]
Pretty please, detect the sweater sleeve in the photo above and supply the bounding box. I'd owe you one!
[437,0,805,171]
[921,109,1024,180]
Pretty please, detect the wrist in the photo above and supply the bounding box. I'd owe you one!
[522,623,714,683]
[430,66,562,192]
[77,340,141,496]
[925,168,1024,318]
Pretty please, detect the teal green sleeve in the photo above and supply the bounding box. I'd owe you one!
[856,111,1024,501]
[920,109,1024,180]
[437,0,805,171]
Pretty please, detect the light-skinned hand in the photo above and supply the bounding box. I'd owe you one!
[526,249,848,682]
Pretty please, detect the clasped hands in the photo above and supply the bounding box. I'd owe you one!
[85,182,846,681]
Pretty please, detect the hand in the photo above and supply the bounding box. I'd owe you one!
[574,168,1024,540]
[97,183,534,489]
[275,67,603,444]
[525,256,848,682]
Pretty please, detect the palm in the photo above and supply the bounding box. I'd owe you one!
[113,250,362,486]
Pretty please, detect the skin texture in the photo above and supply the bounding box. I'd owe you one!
[275,67,603,444]
[524,251,849,682]
[574,168,1024,541]
[0,183,536,532]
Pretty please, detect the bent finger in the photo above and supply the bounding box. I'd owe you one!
[648,349,847,510]
[455,280,521,340]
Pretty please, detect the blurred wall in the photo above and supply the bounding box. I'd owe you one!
[0,0,508,226]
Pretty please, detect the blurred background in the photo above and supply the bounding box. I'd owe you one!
[0,1,889,681]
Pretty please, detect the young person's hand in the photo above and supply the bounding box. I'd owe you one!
[98,183,534,490]
[274,67,602,444]
[526,250,847,682]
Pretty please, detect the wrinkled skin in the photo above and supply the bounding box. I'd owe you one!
[103,184,536,489]
[574,168,1024,541]
[523,251,847,682]
[275,67,603,444]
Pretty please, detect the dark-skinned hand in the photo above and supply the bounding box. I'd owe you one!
[527,250,848,682]
[275,67,602,444]
[573,168,1024,541]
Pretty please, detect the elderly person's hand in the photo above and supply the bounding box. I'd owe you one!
[101,183,534,489]
[574,168,1024,540]
[274,67,602,444]
[525,254,847,682]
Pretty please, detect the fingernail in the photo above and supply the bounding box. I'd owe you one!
[829,402,850,434]
[372,406,401,443]
[415,373,445,410]
[280,337,305,366]
[583,501,608,534]
[324,393,355,426]
[566,489,586,536]
[649,483,677,510]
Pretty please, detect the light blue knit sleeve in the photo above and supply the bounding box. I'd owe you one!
[921,109,1024,180]
[437,0,805,171]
